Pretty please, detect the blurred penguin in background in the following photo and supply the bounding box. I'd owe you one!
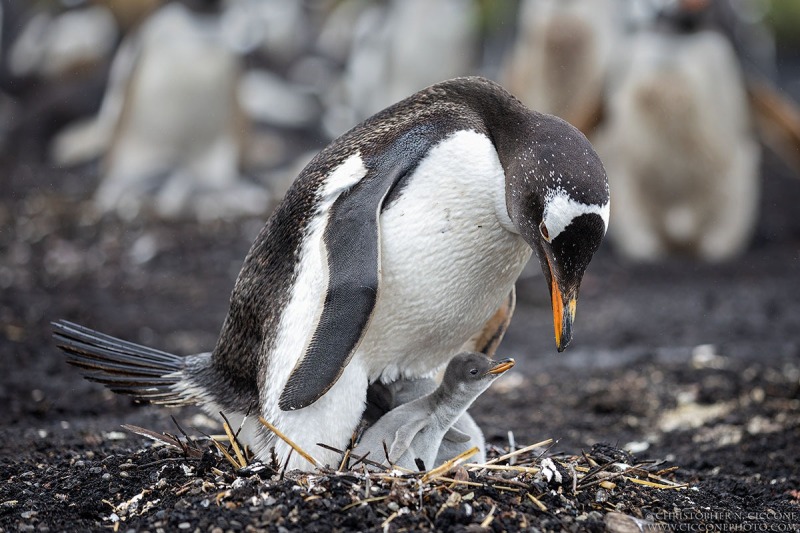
[593,0,761,261]
[501,0,623,134]
[502,0,800,262]
[0,0,123,156]
[322,0,478,137]
[52,2,270,221]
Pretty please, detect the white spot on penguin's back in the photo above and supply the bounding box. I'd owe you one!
[543,188,610,240]
[321,152,368,199]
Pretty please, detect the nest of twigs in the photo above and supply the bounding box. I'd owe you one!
[106,415,691,532]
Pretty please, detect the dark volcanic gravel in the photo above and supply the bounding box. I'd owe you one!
[1,148,800,531]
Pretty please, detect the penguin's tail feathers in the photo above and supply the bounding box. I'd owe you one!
[52,320,203,407]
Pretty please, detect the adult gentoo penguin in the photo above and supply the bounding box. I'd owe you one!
[53,77,610,471]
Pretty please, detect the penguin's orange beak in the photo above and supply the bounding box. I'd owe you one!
[547,260,577,352]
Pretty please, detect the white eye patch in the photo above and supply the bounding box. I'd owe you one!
[543,188,610,240]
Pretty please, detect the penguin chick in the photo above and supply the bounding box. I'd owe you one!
[351,353,514,471]
[365,376,488,465]
[53,76,609,471]
[595,29,759,261]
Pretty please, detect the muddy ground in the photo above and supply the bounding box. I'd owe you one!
[1,145,799,532]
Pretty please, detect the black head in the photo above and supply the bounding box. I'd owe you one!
[495,111,610,352]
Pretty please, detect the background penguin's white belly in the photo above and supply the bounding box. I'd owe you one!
[357,130,532,382]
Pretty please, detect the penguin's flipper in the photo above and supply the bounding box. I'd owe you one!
[279,126,437,411]
[567,92,605,137]
[748,78,800,176]
[443,426,472,444]
[388,417,430,463]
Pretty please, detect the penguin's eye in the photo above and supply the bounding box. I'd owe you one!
[539,221,551,242]
[469,368,479,375]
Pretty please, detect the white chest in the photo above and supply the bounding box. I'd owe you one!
[359,131,531,381]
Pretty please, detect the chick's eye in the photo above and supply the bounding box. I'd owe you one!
[469,368,479,375]
[539,221,551,242]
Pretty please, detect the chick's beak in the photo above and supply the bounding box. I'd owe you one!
[487,358,515,375]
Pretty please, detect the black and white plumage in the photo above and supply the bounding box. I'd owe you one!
[352,352,514,471]
[53,77,610,471]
